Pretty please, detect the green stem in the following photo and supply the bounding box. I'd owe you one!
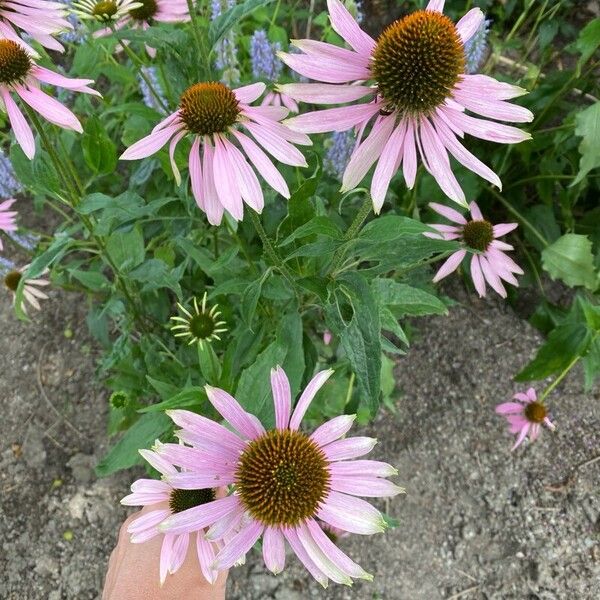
[186,0,206,65]
[488,187,548,247]
[329,196,372,275]
[225,221,258,275]
[248,209,298,291]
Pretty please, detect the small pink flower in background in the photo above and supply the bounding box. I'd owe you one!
[0,198,18,250]
[496,388,555,450]
[3,264,49,313]
[0,39,100,159]
[426,201,523,298]
[94,0,190,58]
[151,366,402,586]
[278,0,532,212]
[323,329,333,345]
[121,81,310,226]
[0,0,73,55]
[121,444,225,585]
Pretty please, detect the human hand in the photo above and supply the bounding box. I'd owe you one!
[103,504,228,600]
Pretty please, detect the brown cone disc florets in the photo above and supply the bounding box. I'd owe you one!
[236,429,330,527]
[372,10,465,115]
[462,220,493,251]
[179,82,240,136]
[524,402,547,424]
[0,40,31,85]
[129,0,158,21]
[4,270,22,292]
[169,488,215,514]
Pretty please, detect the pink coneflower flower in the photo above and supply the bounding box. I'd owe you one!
[121,445,223,585]
[323,329,333,345]
[157,366,403,586]
[426,201,523,298]
[0,0,73,55]
[0,198,18,250]
[0,39,100,159]
[3,265,49,313]
[278,0,533,212]
[93,0,190,58]
[496,388,555,451]
[120,81,310,225]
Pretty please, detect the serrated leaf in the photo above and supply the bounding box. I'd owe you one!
[574,18,600,72]
[572,102,600,186]
[541,234,598,291]
[372,279,448,316]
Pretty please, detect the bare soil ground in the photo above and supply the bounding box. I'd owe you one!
[1,282,599,599]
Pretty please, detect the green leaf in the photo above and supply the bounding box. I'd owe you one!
[210,0,276,45]
[279,216,343,247]
[95,412,171,477]
[380,307,409,345]
[325,272,381,415]
[146,376,180,400]
[515,323,592,381]
[139,387,206,413]
[582,337,600,391]
[574,18,600,72]
[358,215,430,242]
[277,310,305,397]
[70,269,110,291]
[241,270,271,327]
[541,234,598,291]
[284,239,342,261]
[82,116,117,175]
[372,279,448,316]
[106,227,145,271]
[572,102,600,186]
[198,344,221,386]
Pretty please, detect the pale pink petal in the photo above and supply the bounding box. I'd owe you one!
[511,424,530,451]
[15,85,81,131]
[289,369,334,430]
[432,250,467,282]
[317,491,385,535]
[282,527,329,587]
[278,83,373,105]
[458,75,528,100]
[278,50,369,83]
[310,415,356,447]
[222,137,264,212]
[402,120,417,188]
[371,120,407,213]
[285,102,380,134]
[165,472,235,489]
[322,436,377,461]
[429,202,467,224]
[493,223,518,237]
[341,114,396,192]
[128,508,170,536]
[453,88,534,123]
[470,255,486,297]
[189,137,203,208]
[455,8,484,44]
[213,520,263,570]
[329,459,397,478]
[206,384,265,440]
[169,533,189,575]
[2,89,35,159]
[495,402,524,415]
[290,39,371,70]
[201,141,224,226]
[330,475,403,497]
[480,255,507,297]
[544,417,555,430]
[231,129,290,198]
[160,534,175,585]
[263,527,286,574]
[168,129,186,185]
[296,522,352,585]
[529,423,540,441]
[469,201,483,220]
[234,82,266,103]
[244,121,307,167]
[197,534,219,584]
[213,135,244,220]
[120,124,181,160]
[271,366,292,430]
[160,495,241,535]
[138,449,178,476]
[526,388,537,402]
[205,504,245,541]
[426,0,445,11]
[306,519,371,580]
[326,0,376,55]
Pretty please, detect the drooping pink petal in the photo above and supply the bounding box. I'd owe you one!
[453,88,534,123]
[138,448,178,477]
[201,141,224,226]
[479,255,507,297]
[244,121,307,167]
[277,83,373,105]
[289,369,334,430]
[160,495,241,536]
[168,129,186,185]
[455,8,484,44]
[371,120,407,212]
[196,533,219,584]
[2,88,35,159]
[160,533,175,585]
[213,135,244,221]
[120,124,182,160]
[432,250,467,282]
[222,137,264,212]
[169,533,190,576]
[511,424,530,451]
[213,520,263,570]
[322,436,377,461]
[206,384,265,440]
[326,0,376,56]
[282,527,329,588]
[296,521,353,585]
[270,365,292,430]
[310,414,356,447]
[402,119,417,188]
[317,491,385,535]
[189,136,203,209]
[342,114,396,192]
[470,255,486,297]
[127,508,171,536]
[263,527,286,575]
